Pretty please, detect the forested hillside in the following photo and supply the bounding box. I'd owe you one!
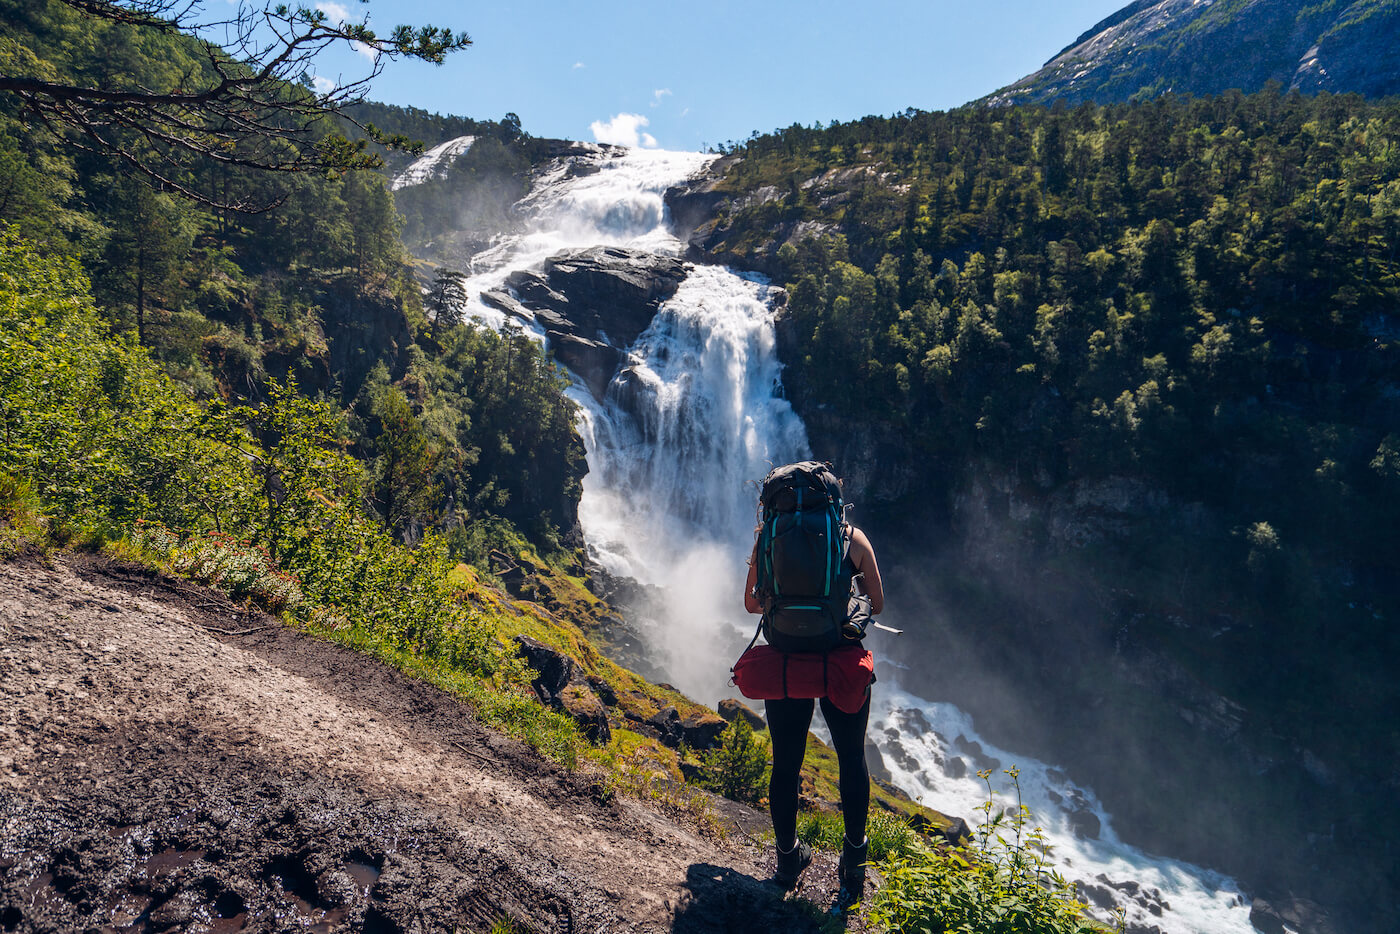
[675,89,1400,930]
[7,0,1400,928]
[0,0,584,558]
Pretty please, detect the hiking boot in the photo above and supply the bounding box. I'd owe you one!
[837,835,869,907]
[774,839,812,888]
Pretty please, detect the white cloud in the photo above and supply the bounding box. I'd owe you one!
[311,75,336,95]
[651,88,672,107]
[315,1,376,61]
[573,61,586,69]
[590,113,657,148]
[316,1,351,21]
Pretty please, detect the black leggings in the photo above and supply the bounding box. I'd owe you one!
[765,693,871,849]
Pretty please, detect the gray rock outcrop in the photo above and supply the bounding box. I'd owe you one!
[717,697,766,733]
[482,246,688,399]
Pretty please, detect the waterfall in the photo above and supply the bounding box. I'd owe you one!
[573,264,810,700]
[391,135,477,190]
[418,144,1263,934]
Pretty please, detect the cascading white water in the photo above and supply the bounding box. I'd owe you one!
[411,142,1263,934]
[391,135,476,190]
[862,687,1259,934]
[573,264,810,700]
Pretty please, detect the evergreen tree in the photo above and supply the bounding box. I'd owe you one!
[426,268,467,340]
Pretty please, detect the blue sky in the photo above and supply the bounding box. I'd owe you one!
[310,1,1129,149]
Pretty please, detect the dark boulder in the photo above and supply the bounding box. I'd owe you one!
[1069,808,1102,841]
[555,683,611,745]
[512,636,611,744]
[942,816,971,845]
[585,674,617,707]
[479,288,532,322]
[647,705,684,748]
[871,777,913,806]
[864,739,892,783]
[1250,898,1339,934]
[486,246,688,401]
[541,247,686,343]
[717,698,765,733]
[505,269,570,309]
[1075,880,1118,910]
[909,814,969,846]
[550,334,624,401]
[513,636,575,706]
[678,709,727,751]
[954,736,1001,774]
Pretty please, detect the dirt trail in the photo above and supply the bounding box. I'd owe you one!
[0,557,860,933]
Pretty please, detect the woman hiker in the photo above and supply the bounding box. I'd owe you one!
[743,467,885,905]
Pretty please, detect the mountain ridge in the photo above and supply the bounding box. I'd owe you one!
[986,0,1400,106]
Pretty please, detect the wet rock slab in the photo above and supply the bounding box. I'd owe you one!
[490,246,689,399]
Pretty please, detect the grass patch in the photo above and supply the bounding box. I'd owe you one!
[797,808,924,861]
[0,473,47,558]
[592,729,722,836]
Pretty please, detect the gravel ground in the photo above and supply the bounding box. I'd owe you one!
[0,556,870,933]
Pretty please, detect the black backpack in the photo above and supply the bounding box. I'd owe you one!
[753,461,855,653]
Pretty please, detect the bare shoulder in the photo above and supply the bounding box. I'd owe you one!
[848,525,876,559]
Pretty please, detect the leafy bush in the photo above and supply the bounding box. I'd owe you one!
[867,768,1100,934]
[135,524,304,611]
[695,717,770,804]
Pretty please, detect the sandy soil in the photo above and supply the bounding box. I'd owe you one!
[0,556,868,933]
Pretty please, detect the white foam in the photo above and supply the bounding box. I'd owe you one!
[391,135,476,190]
[865,684,1259,934]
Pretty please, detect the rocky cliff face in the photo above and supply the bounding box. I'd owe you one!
[985,0,1400,107]
[481,246,688,401]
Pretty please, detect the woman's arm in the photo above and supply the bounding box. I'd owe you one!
[744,545,763,614]
[848,526,884,615]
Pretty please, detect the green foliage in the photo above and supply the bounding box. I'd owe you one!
[1,3,584,556]
[796,808,923,862]
[868,769,1100,934]
[712,91,1400,770]
[0,0,471,204]
[425,268,467,339]
[134,524,304,612]
[0,226,250,534]
[0,225,584,766]
[695,717,771,804]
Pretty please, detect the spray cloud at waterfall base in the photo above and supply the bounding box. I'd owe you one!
[398,140,1265,934]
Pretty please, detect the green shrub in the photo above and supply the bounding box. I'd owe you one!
[867,768,1101,934]
[695,717,770,804]
[796,808,845,851]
